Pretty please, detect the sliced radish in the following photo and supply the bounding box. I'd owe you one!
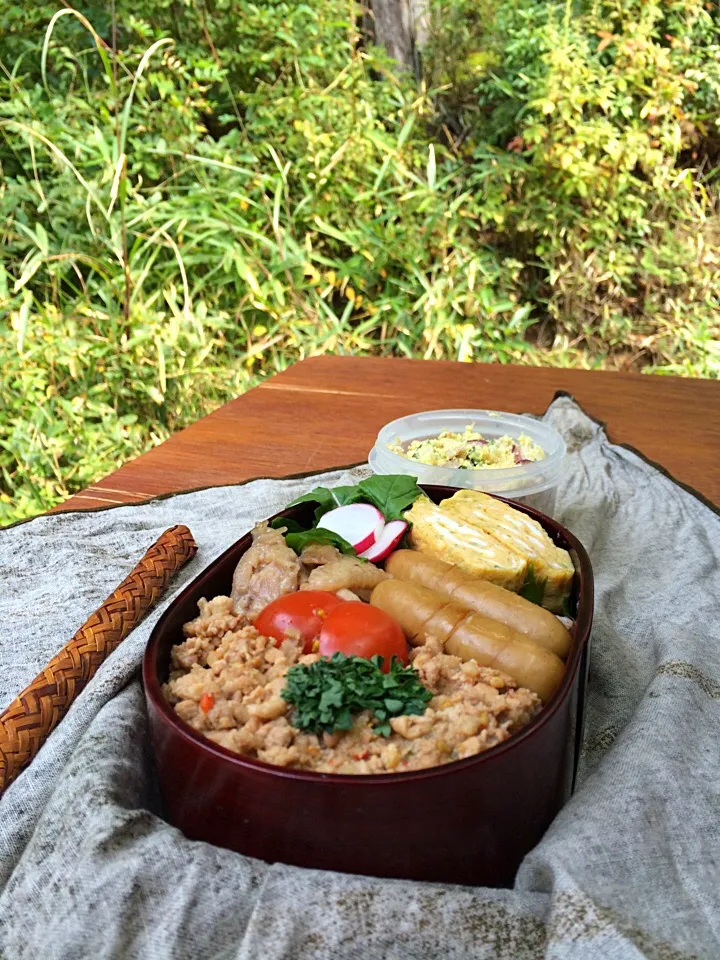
[359,520,408,563]
[317,503,385,554]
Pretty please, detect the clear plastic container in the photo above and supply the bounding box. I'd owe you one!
[368,409,568,517]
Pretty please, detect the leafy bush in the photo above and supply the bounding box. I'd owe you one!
[430,0,720,368]
[0,0,533,522]
[1,0,719,524]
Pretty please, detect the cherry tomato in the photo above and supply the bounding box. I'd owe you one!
[254,591,345,653]
[318,602,408,671]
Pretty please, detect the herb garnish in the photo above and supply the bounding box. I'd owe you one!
[281,653,432,737]
[287,475,423,523]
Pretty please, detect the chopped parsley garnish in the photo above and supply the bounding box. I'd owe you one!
[281,653,432,737]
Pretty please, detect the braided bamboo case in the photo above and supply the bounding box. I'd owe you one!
[0,524,197,794]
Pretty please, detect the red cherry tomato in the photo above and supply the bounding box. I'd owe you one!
[254,591,344,653]
[318,602,408,671]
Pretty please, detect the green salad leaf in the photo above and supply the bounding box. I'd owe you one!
[285,527,356,556]
[518,562,547,606]
[278,474,423,559]
[287,474,423,523]
[356,475,423,521]
[269,516,305,534]
[269,515,356,555]
[329,484,367,506]
[285,486,339,524]
[284,483,368,523]
[282,653,432,737]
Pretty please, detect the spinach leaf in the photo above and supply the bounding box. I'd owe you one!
[328,485,364,506]
[285,527,356,556]
[286,486,337,523]
[270,513,356,556]
[287,475,423,523]
[269,516,305,534]
[356,474,424,521]
[282,653,432,736]
[286,483,364,522]
[518,563,547,606]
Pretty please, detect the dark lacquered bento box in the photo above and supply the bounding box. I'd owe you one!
[143,485,593,887]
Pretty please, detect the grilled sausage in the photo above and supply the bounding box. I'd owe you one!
[370,579,565,701]
[384,550,571,658]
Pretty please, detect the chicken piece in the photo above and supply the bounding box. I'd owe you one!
[300,556,390,601]
[231,523,302,620]
[336,588,362,602]
[299,543,341,587]
[300,543,342,568]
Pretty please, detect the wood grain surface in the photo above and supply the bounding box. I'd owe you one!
[55,357,720,512]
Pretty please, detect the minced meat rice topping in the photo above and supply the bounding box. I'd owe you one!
[163,596,541,774]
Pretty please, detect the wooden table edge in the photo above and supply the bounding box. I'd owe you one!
[31,358,719,518]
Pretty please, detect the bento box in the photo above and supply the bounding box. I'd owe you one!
[143,485,593,887]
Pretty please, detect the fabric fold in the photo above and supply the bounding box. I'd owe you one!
[1,397,718,959]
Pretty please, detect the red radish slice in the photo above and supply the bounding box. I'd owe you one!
[317,504,385,554]
[359,520,408,563]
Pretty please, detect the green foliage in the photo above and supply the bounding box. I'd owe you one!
[0,0,530,524]
[1,0,719,524]
[287,475,423,522]
[284,527,357,557]
[431,0,720,369]
[0,297,254,522]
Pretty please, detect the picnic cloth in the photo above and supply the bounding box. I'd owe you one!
[0,395,718,960]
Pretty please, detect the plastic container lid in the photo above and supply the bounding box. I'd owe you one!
[368,409,567,501]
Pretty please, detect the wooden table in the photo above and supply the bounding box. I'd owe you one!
[58,357,720,512]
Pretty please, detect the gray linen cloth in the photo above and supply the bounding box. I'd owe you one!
[0,396,718,960]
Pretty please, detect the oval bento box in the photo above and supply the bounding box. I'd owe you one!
[143,485,593,887]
